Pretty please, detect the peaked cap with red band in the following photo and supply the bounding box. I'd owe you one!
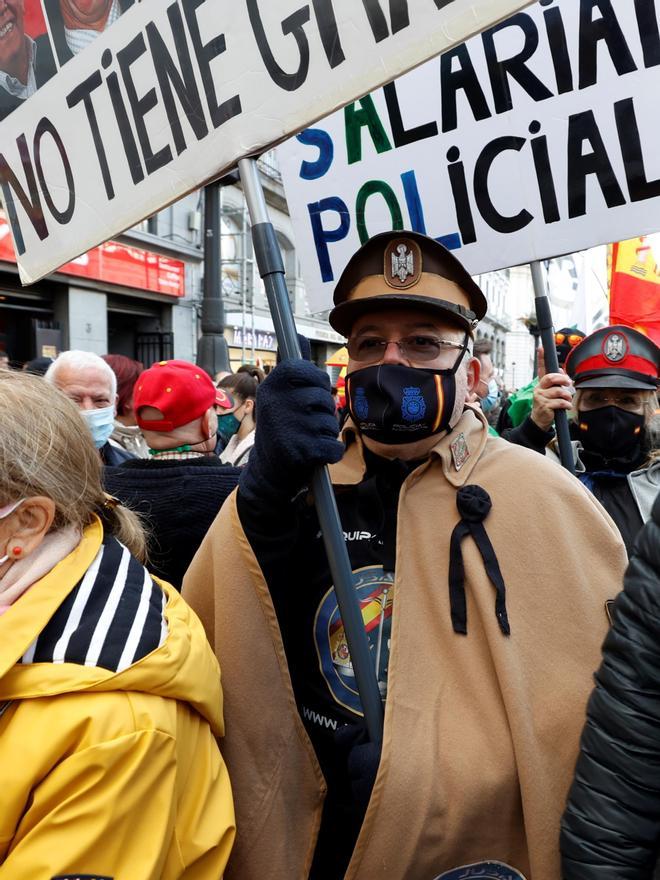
[134,360,232,432]
[329,230,487,336]
[565,325,660,391]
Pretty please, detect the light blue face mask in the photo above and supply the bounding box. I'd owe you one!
[81,405,115,449]
[480,378,500,413]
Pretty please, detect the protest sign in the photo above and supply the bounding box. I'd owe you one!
[278,0,660,314]
[0,0,534,285]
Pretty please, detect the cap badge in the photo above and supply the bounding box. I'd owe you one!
[450,432,470,471]
[385,238,422,290]
[602,331,628,363]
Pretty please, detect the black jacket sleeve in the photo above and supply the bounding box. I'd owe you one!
[561,494,660,879]
[500,414,554,455]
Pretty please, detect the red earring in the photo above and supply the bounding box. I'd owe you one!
[11,547,22,557]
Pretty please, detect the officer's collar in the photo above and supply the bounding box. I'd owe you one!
[330,406,488,488]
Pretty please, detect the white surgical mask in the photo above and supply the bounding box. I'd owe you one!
[81,405,115,449]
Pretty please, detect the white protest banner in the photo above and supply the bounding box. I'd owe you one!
[0,0,534,285]
[278,0,660,314]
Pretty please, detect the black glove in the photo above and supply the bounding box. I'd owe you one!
[239,359,344,504]
[335,723,381,815]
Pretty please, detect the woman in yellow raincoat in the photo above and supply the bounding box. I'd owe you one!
[0,371,235,879]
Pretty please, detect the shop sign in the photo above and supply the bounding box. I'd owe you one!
[233,327,277,351]
[0,0,533,284]
[0,211,184,297]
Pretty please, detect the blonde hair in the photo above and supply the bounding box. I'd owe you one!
[0,371,147,561]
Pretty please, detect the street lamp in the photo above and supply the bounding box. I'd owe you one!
[196,172,240,377]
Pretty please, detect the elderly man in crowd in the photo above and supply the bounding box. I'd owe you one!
[184,231,627,880]
[45,349,132,466]
[104,359,240,590]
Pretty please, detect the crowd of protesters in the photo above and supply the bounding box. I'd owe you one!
[1,230,660,879]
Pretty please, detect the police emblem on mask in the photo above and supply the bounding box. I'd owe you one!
[401,387,426,422]
[602,331,628,363]
[354,387,369,420]
[435,861,527,879]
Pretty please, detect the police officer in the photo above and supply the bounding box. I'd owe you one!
[560,325,660,555]
[184,232,626,880]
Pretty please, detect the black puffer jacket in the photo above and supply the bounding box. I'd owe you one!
[561,492,660,879]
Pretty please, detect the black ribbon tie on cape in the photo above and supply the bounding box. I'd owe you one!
[448,485,510,637]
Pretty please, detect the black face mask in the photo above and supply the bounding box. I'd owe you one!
[556,343,572,367]
[577,406,644,460]
[346,362,458,445]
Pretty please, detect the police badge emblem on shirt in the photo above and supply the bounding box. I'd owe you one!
[450,432,470,471]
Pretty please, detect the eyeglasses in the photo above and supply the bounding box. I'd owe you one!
[579,390,646,413]
[347,335,465,364]
[555,332,583,347]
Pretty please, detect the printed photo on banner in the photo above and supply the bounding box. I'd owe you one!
[40,0,137,68]
[0,0,56,121]
[277,0,660,314]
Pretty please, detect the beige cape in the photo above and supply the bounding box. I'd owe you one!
[184,408,626,880]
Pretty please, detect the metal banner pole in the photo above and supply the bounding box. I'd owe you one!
[238,157,384,744]
[530,261,575,475]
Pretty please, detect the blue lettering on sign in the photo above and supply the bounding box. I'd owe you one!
[305,169,463,285]
[297,129,334,180]
[308,196,351,282]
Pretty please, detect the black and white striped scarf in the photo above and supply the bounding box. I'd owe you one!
[21,536,168,673]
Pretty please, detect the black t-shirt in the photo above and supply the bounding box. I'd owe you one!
[237,448,421,879]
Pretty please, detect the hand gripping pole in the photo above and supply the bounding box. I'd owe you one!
[530,261,575,475]
[238,158,384,744]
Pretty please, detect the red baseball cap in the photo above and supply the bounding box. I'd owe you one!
[214,386,234,411]
[134,360,228,431]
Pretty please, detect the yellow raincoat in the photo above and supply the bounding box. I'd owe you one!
[0,517,235,879]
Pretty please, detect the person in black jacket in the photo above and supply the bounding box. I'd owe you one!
[104,359,239,589]
[502,326,660,556]
[561,491,660,879]
[497,328,585,449]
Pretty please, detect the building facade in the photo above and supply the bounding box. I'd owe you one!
[0,151,344,371]
[474,269,511,373]
[0,195,202,368]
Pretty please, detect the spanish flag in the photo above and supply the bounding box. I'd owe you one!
[609,237,660,344]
